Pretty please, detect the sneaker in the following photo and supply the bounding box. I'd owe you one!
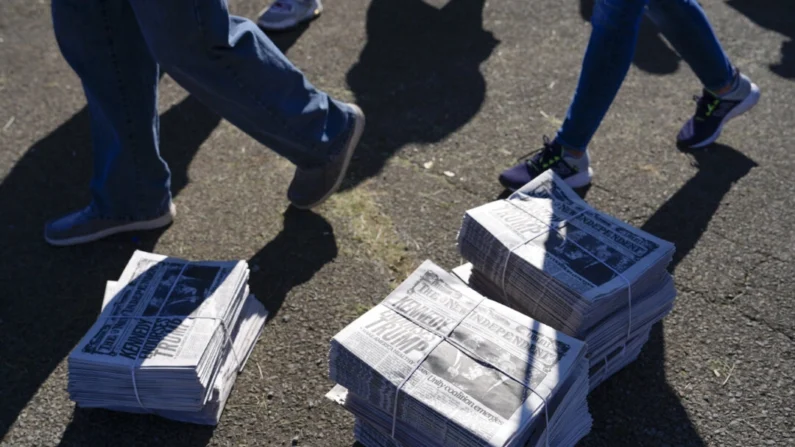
[287,104,365,209]
[677,73,760,149]
[498,137,593,191]
[257,0,322,31]
[44,202,176,246]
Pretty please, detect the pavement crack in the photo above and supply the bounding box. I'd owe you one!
[708,230,789,264]
[737,307,794,343]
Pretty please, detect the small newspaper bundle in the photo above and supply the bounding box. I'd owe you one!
[327,261,592,447]
[67,250,268,425]
[456,171,676,389]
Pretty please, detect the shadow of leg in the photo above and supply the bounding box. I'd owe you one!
[58,398,216,447]
[771,39,795,79]
[633,16,681,75]
[0,95,220,440]
[643,144,758,270]
[264,22,311,54]
[579,0,681,75]
[247,207,338,319]
[341,0,498,191]
[159,95,222,197]
[726,0,795,81]
[582,144,756,445]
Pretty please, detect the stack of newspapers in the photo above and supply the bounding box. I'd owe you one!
[326,260,592,447]
[456,171,676,390]
[67,250,268,425]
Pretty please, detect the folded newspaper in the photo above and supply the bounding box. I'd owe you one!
[327,261,592,447]
[456,171,677,389]
[67,250,268,425]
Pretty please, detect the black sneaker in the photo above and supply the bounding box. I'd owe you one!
[498,137,593,191]
[287,103,365,209]
[677,73,760,149]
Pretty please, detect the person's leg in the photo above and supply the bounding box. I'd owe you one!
[646,0,760,148]
[645,0,732,92]
[499,0,648,191]
[48,0,173,245]
[127,0,351,171]
[556,0,649,151]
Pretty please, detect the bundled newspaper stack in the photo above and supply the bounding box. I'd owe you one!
[67,250,268,425]
[456,171,676,389]
[327,260,592,447]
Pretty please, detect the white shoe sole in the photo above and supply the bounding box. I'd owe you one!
[45,204,176,247]
[257,2,323,31]
[687,82,761,149]
[563,167,594,189]
[291,104,366,210]
[505,167,593,192]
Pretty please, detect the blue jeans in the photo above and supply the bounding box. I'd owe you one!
[51,0,351,219]
[557,0,735,150]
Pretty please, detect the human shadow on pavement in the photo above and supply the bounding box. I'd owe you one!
[726,0,795,80]
[0,95,220,443]
[580,144,757,446]
[247,207,338,320]
[579,0,681,75]
[341,0,499,191]
[1,26,321,443]
[57,258,227,447]
[264,21,311,51]
[56,208,336,447]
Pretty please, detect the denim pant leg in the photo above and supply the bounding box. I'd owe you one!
[51,0,172,220]
[127,0,351,169]
[556,0,649,151]
[646,0,734,91]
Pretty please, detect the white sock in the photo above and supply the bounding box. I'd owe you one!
[716,73,752,101]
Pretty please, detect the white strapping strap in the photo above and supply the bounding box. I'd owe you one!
[128,315,242,410]
[501,198,633,355]
[122,263,242,410]
[386,294,552,447]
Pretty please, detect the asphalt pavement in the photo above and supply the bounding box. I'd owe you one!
[0,0,793,445]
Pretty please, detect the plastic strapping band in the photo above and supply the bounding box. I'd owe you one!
[124,264,242,410]
[502,198,633,352]
[387,294,551,447]
[129,315,241,410]
[499,201,587,319]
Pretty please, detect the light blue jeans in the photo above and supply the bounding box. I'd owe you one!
[52,0,352,219]
[557,0,735,150]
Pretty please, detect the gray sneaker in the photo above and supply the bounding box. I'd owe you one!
[257,0,323,31]
[44,202,176,246]
[287,104,365,209]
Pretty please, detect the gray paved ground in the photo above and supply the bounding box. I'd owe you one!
[1,0,793,445]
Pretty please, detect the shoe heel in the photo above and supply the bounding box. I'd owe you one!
[564,168,593,189]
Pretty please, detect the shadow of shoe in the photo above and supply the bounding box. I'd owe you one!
[247,206,338,319]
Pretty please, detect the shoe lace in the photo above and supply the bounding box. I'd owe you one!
[693,91,722,120]
[517,136,561,169]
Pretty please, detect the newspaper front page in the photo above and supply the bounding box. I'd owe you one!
[330,260,585,447]
[462,171,673,302]
[71,251,248,370]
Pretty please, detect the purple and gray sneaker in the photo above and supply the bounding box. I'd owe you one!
[499,137,593,191]
[677,73,760,149]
